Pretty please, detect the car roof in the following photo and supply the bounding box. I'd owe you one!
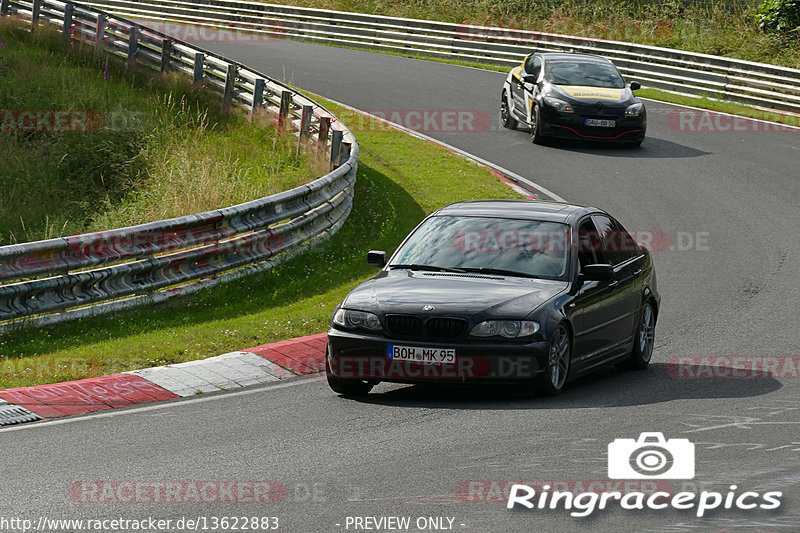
[537,52,613,65]
[433,200,601,224]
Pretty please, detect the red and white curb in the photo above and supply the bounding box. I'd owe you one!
[0,333,327,426]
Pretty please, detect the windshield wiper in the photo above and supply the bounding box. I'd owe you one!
[389,264,466,273]
[459,267,540,279]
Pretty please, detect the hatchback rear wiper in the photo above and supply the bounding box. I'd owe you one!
[389,264,466,273]
[459,267,540,279]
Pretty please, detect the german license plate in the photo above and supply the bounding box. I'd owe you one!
[585,118,616,127]
[387,345,456,364]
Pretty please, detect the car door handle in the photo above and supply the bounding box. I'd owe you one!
[609,280,619,289]
[633,269,643,278]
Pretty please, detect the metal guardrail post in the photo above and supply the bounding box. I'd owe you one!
[279,90,291,129]
[127,25,138,70]
[329,129,343,169]
[252,78,265,108]
[160,38,172,73]
[222,64,237,111]
[251,78,265,122]
[62,3,74,48]
[30,0,41,34]
[193,52,204,87]
[94,14,106,55]
[300,105,312,137]
[1,0,11,17]
[341,142,352,167]
[318,116,331,146]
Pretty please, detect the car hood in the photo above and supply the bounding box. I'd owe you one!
[549,84,635,106]
[343,269,568,318]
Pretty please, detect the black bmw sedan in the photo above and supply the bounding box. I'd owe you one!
[326,200,660,396]
[500,52,646,146]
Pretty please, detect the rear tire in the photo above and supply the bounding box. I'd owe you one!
[500,91,518,130]
[628,301,655,370]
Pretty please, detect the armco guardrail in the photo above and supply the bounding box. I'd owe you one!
[0,0,358,329]
[79,0,800,113]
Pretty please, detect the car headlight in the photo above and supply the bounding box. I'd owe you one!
[625,102,643,117]
[332,308,382,331]
[470,320,540,339]
[543,96,573,113]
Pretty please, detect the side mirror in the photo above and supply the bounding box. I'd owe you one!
[522,74,538,84]
[630,81,641,91]
[581,264,614,282]
[367,250,387,268]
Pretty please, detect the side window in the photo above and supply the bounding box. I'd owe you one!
[591,215,634,266]
[613,219,639,263]
[524,55,542,80]
[531,57,542,80]
[524,54,536,73]
[577,219,601,270]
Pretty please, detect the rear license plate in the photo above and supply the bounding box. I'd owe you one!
[387,345,456,364]
[585,118,616,127]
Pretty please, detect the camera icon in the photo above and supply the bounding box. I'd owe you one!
[608,432,695,479]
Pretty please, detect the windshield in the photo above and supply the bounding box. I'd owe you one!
[390,216,570,280]
[545,61,626,88]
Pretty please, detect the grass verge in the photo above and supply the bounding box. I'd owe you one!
[0,98,522,388]
[0,19,325,245]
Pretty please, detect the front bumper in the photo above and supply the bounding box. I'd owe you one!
[327,328,550,384]
[540,106,645,142]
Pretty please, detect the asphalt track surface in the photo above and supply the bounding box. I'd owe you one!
[2,39,800,532]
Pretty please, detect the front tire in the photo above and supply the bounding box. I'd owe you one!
[326,349,375,396]
[327,375,374,396]
[529,104,545,145]
[539,323,571,395]
[500,91,518,130]
[628,301,655,370]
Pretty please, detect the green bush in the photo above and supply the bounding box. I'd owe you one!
[753,0,800,39]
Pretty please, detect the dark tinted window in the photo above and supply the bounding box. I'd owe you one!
[524,54,535,72]
[591,215,636,265]
[391,216,570,280]
[524,55,542,79]
[613,220,639,263]
[577,218,601,269]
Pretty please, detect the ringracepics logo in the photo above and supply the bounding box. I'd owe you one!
[608,432,694,479]
[507,433,783,518]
